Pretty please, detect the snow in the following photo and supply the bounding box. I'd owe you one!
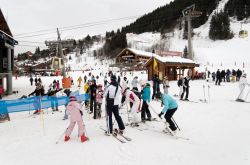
[1,72,250,165]
[1,0,250,164]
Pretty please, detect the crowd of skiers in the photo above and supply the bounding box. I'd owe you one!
[208,68,243,85]
[25,68,249,143]
[59,71,180,142]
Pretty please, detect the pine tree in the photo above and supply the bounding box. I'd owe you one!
[183,46,188,58]
[209,11,234,40]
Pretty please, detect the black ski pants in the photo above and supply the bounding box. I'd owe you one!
[141,101,151,120]
[90,97,97,114]
[106,99,125,133]
[164,108,177,131]
[181,87,189,100]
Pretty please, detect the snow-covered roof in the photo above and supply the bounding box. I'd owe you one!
[127,48,196,64]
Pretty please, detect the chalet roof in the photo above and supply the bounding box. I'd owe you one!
[118,48,196,65]
[0,9,12,36]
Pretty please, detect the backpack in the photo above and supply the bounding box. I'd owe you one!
[177,79,182,87]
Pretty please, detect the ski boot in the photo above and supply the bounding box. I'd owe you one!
[64,136,70,142]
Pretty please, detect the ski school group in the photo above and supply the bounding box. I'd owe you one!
[24,69,250,143]
[58,72,181,143]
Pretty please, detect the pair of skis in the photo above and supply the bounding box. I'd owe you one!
[99,126,132,143]
[148,102,189,140]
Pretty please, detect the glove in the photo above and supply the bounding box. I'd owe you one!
[158,112,164,118]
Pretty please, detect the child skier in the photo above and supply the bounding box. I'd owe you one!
[158,93,178,132]
[96,84,104,119]
[123,88,141,127]
[64,96,88,143]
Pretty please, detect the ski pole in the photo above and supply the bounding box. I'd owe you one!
[202,85,206,103]
[244,85,250,101]
[172,117,180,131]
[208,84,210,102]
[56,128,67,144]
[126,103,130,122]
[236,85,246,100]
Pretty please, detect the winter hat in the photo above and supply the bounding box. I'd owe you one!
[69,95,77,101]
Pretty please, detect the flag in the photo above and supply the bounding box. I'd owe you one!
[153,57,158,72]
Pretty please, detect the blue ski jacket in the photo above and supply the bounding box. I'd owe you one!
[141,86,151,102]
[161,94,178,113]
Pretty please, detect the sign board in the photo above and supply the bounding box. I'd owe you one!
[182,4,195,16]
[155,50,182,57]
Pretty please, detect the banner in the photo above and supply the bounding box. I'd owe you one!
[0,92,88,114]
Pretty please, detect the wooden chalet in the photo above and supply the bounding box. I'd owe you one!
[0,9,18,95]
[111,48,152,71]
[144,55,198,81]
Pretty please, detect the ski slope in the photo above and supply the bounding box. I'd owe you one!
[0,67,250,165]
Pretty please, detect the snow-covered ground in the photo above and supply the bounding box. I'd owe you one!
[2,0,250,164]
[1,67,250,165]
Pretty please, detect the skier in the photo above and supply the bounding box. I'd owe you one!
[56,80,60,91]
[64,96,88,143]
[28,82,45,114]
[84,75,87,83]
[180,75,191,101]
[215,69,221,85]
[29,76,34,86]
[226,69,231,82]
[141,83,152,122]
[96,84,104,118]
[177,76,184,99]
[121,77,129,106]
[47,84,60,111]
[123,88,141,126]
[83,81,90,109]
[77,76,83,87]
[89,79,97,118]
[236,73,250,102]
[103,75,125,134]
[158,93,178,132]
[152,74,160,99]
[163,76,170,94]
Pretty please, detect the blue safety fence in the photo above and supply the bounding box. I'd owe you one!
[0,92,89,114]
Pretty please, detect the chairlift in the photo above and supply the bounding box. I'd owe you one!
[239,30,248,38]
[51,57,64,70]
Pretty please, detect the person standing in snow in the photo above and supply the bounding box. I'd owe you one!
[89,79,97,118]
[96,84,104,118]
[30,76,34,86]
[180,75,191,101]
[103,75,125,134]
[77,76,83,87]
[123,88,141,126]
[28,82,45,114]
[141,83,152,122]
[64,96,88,143]
[121,77,129,105]
[215,69,221,85]
[84,75,87,83]
[158,93,178,132]
[177,76,184,99]
[163,76,170,94]
[152,74,160,99]
[236,73,250,102]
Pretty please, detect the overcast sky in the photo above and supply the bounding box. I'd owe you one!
[0,0,172,54]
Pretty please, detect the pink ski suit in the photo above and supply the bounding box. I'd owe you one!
[65,101,85,137]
